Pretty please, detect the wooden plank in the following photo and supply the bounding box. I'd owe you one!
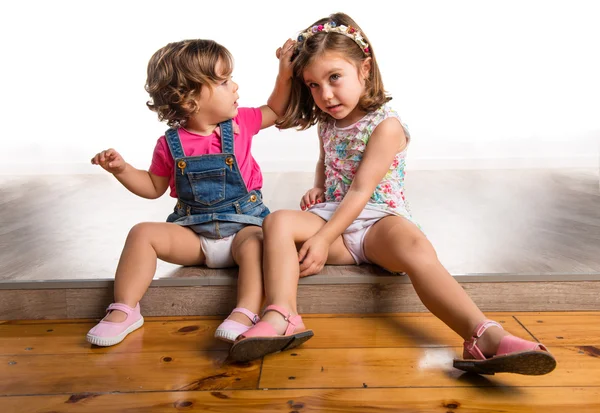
[0,315,526,356]
[2,311,596,324]
[515,314,600,345]
[3,281,599,320]
[300,314,526,349]
[506,311,600,317]
[0,351,260,395]
[0,319,229,355]
[298,282,600,314]
[259,346,599,389]
[0,289,66,319]
[0,315,225,325]
[1,387,598,412]
[65,286,237,319]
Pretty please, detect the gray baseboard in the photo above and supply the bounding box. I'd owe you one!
[1,268,598,320]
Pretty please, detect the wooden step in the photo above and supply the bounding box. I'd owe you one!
[1,267,598,320]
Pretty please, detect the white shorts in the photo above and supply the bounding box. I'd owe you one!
[200,234,236,268]
[308,203,393,265]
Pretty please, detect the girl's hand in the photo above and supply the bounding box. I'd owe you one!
[276,38,296,80]
[300,187,325,211]
[298,234,329,277]
[91,148,126,174]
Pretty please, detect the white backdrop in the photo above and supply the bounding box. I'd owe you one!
[1,0,599,174]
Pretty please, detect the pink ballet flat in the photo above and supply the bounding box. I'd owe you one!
[229,304,314,362]
[214,307,260,343]
[453,319,556,375]
[86,303,144,347]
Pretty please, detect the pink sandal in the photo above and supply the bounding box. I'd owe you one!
[229,305,314,362]
[453,320,556,375]
[214,307,260,343]
[86,303,144,347]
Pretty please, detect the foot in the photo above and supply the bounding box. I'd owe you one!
[86,302,144,347]
[227,311,256,327]
[229,305,313,362]
[103,309,129,323]
[473,325,511,357]
[258,305,295,334]
[215,308,260,343]
[454,319,556,375]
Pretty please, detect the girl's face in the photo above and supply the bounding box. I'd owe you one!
[195,59,240,124]
[302,52,371,128]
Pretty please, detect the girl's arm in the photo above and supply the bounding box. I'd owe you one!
[91,148,169,199]
[260,39,295,129]
[314,135,326,189]
[317,118,408,244]
[298,117,407,276]
[113,165,169,199]
[300,136,326,209]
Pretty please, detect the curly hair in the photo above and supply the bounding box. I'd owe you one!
[145,39,233,127]
[277,12,391,130]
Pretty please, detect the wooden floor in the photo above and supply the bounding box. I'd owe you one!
[1,311,599,412]
[1,168,599,282]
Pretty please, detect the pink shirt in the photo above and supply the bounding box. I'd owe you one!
[149,107,263,198]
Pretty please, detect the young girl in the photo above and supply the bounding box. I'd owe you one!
[230,13,556,376]
[87,38,295,346]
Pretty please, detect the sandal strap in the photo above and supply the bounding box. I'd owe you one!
[262,304,302,335]
[106,303,136,316]
[464,319,504,360]
[497,335,548,356]
[230,307,260,324]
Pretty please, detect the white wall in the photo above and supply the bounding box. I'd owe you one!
[1,0,599,174]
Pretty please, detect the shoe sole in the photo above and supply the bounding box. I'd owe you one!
[453,350,557,375]
[86,317,145,347]
[229,330,314,362]
[214,329,238,343]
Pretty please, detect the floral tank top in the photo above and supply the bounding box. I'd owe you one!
[318,103,415,223]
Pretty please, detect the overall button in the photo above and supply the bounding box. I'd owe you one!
[250,194,257,202]
[177,160,187,175]
[225,157,234,166]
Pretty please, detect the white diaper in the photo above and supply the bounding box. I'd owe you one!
[200,234,236,268]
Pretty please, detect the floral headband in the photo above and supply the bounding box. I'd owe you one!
[296,21,370,55]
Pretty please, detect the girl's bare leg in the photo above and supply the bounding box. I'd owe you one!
[260,210,355,332]
[105,222,205,322]
[228,225,265,326]
[363,216,509,356]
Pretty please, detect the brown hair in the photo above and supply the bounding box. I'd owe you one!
[145,39,233,127]
[277,12,391,130]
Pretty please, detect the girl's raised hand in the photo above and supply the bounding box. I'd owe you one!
[276,38,296,80]
[91,148,126,174]
[300,187,325,211]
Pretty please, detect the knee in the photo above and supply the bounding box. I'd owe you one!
[262,210,295,234]
[238,230,263,253]
[396,232,438,267]
[126,222,155,243]
[233,232,263,265]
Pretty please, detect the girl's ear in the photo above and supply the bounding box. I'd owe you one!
[184,89,204,114]
[361,57,372,80]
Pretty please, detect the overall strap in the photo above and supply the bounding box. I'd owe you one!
[219,119,235,154]
[165,128,185,159]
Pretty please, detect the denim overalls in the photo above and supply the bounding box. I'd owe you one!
[165,119,269,239]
